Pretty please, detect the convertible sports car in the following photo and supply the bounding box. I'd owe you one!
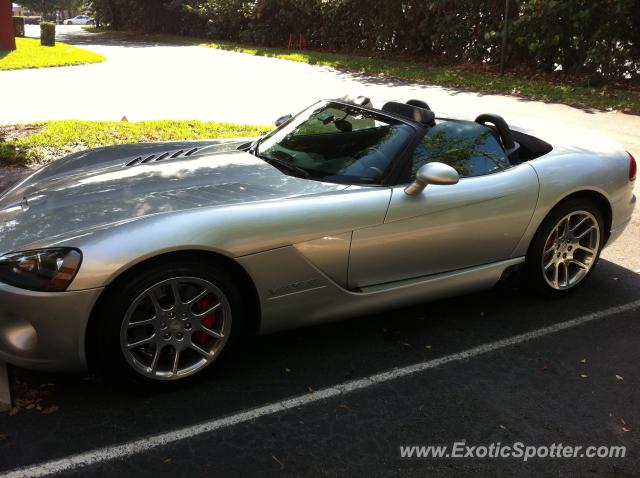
[0,97,636,384]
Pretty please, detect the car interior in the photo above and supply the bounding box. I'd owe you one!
[345,95,554,164]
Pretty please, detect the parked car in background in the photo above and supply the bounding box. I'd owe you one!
[64,15,94,25]
[24,16,41,24]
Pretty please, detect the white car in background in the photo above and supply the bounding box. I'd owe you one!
[64,15,94,25]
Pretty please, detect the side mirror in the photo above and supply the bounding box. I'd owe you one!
[405,162,459,196]
[275,114,293,127]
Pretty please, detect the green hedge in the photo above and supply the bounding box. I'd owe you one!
[12,16,25,38]
[90,0,640,81]
[40,22,56,47]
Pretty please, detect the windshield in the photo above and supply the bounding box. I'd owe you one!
[257,102,414,184]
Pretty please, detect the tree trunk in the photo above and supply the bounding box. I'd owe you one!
[107,0,119,29]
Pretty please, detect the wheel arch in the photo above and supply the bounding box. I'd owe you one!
[551,189,612,243]
[84,250,262,370]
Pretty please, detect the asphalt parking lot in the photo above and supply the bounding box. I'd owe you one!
[0,250,638,476]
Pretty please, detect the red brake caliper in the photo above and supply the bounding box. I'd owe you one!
[194,296,217,345]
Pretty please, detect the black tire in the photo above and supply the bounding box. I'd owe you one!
[90,260,245,386]
[524,198,605,298]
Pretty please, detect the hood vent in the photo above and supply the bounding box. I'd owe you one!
[125,147,201,167]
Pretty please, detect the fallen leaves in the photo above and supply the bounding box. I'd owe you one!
[6,380,58,416]
[580,374,589,379]
[41,405,59,415]
[615,374,624,381]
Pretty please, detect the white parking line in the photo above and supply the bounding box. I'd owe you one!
[4,299,640,478]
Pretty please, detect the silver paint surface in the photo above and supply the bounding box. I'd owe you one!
[0,120,636,371]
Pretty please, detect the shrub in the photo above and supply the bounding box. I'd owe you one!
[13,16,25,38]
[86,0,640,81]
[40,22,55,47]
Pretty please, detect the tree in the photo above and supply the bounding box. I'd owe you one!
[17,0,82,20]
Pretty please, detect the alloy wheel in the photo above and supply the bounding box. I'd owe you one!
[541,210,600,290]
[120,277,232,380]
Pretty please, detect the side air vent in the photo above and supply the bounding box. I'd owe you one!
[124,147,201,167]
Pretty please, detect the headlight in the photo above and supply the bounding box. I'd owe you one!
[0,248,82,292]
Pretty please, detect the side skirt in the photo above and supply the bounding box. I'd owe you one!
[237,247,524,335]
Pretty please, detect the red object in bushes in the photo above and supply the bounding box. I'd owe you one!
[0,0,16,51]
[299,32,308,50]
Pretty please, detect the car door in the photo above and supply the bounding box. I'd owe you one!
[348,120,540,288]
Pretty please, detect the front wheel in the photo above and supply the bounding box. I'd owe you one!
[92,261,244,385]
[524,199,605,297]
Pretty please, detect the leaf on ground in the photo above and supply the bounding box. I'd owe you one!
[163,458,172,464]
[622,427,631,433]
[271,455,284,470]
[41,405,59,415]
[580,374,589,378]
[580,358,587,364]
[284,368,291,373]
[615,374,624,380]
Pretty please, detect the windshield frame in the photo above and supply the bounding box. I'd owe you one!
[254,100,421,186]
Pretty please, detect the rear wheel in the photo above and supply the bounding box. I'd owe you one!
[92,261,243,385]
[525,199,604,297]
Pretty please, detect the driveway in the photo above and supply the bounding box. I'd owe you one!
[2,26,640,156]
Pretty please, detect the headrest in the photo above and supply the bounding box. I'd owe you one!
[406,99,432,111]
[382,101,435,125]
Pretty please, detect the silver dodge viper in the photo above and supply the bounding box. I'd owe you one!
[0,97,636,384]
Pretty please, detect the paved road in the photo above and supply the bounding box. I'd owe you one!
[0,26,639,477]
[2,26,640,157]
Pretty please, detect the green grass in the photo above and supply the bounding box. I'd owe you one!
[0,120,271,167]
[85,28,640,114]
[0,37,106,70]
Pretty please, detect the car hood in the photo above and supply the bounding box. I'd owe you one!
[0,140,346,254]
